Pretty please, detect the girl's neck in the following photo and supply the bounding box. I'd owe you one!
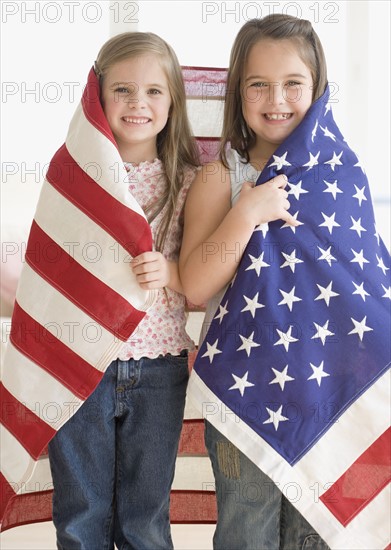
[248,142,279,172]
[118,143,158,166]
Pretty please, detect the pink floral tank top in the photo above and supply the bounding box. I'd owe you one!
[118,159,197,360]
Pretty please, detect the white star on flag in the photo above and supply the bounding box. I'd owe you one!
[254,223,269,238]
[311,320,335,345]
[315,281,339,306]
[269,365,295,391]
[317,246,337,266]
[353,184,367,206]
[319,212,341,234]
[288,180,308,200]
[350,248,370,270]
[237,331,261,357]
[303,151,320,171]
[376,255,390,276]
[374,225,380,245]
[323,179,343,200]
[354,159,366,173]
[348,316,373,341]
[201,339,222,364]
[229,371,255,396]
[320,125,336,141]
[311,119,319,142]
[280,250,304,273]
[278,286,302,311]
[281,211,303,233]
[324,151,343,171]
[214,301,229,324]
[245,252,270,276]
[268,151,291,170]
[381,285,391,300]
[352,281,370,301]
[241,292,265,318]
[274,326,299,352]
[308,361,330,387]
[263,405,289,431]
[350,216,366,238]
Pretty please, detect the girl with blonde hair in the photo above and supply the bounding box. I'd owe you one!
[48,31,199,549]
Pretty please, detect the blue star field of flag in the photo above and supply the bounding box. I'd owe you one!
[194,86,391,465]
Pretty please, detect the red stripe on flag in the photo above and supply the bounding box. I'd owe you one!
[81,68,117,147]
[46,145,152,258]
[320,427,391,526]
[0,489,52,532]
[170,490,217,523]
[25,221,145,341]
[10,301,103,400]
[0,384,56,460]
[182,66,227,97]
[1,487,218,531]
[0,473,17,525]
[195,137,221,164]
[178,420,207,456]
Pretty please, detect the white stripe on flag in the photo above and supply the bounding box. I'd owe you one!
[0,426,34,486]
[186,98,224,137]
[2,343,81,430]
[342,485,391,549]
[16,264,121,369]
[17,456,53,495]
[172,456,214,491]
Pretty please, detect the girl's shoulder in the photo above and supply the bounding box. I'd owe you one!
[185,159,232,207]
[199,157,230,178]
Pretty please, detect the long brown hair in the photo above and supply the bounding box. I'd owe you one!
[94,32,199,250]
[221,14,328,167]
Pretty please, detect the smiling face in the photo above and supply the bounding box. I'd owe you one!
[101,54,171,163]
[242,39,314,163]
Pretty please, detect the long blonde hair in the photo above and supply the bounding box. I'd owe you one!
[221,14,328,167]
[94,32,199,250]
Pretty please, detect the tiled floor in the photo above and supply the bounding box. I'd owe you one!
[1,522,215,549]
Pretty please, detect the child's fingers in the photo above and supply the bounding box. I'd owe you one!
[241,181,255,191]
[271,174,288,189]
[132,251,154,265]
[133,263,158,276]
[135,270,159,283]
[132,251,163,272]
[281,210,300,226]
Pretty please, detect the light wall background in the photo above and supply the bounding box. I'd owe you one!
[1,0,390,247]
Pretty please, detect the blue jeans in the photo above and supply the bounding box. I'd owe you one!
[48,353,189,550]
[205,421,330,550]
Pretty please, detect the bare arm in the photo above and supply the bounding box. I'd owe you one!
[179,161,297,305]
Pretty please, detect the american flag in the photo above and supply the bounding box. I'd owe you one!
[189,85,391,548]
[0,68,157,529]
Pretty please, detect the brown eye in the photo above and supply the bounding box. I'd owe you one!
[250,82,267,88]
